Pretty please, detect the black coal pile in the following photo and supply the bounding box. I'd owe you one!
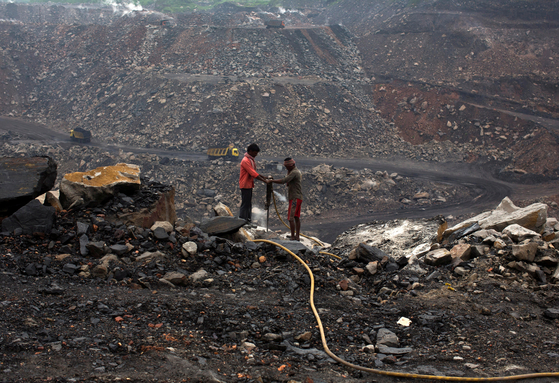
[1,180,559,383]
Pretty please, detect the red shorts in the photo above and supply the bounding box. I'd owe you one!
[288,199,302,219]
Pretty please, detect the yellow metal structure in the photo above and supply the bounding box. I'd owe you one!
[70,128,91,143]
[206,146,240,161]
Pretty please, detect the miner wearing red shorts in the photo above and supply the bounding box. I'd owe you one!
[268,158,303,241]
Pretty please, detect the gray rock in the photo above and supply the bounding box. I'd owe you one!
[63,263,78,274]
[77,222,89,236]
[86,241,106,257]
[376,328,399,347]
[470,245,487,258]
[0,156,57,216]
[162,271,188,286]
[543,308,559,319]
[503,224,541,242]
[354,243,393,263]
[2,199,56,235]
[377,345,413,355]
[189,269,208,282]
[136,251,165,261]
[110,244,129,255]
[182,241,198,256]
[512,242,539,262]
[269,239,309,254]
[197,188,216,197]
[79,234,89,256]
[199,216,247,235]
[153,226,169,240]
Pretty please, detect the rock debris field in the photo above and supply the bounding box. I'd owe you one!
[1,170,559,383]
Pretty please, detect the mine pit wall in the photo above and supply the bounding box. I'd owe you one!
[319,0,559,178]
[1,1,558,178]
[0,5,400,161]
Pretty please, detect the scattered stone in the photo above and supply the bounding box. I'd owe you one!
[199,216,247,235]
[2,199,56,235]
[543,308,559,319]
[424,248,452,266]
[512,242,539,262]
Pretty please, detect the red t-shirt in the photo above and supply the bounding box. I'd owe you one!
[239,154,260,189]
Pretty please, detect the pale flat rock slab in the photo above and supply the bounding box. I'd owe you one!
[377,345,413,355]
[151,221,174,233]
[503,224,541,242]
[199,216,246,235]
[269,239,309,254]
[444,197,547,238]
[424,248,452,266]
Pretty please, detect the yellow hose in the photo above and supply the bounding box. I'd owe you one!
[319,251,341,260]
[252,239,559,381]
[225,198,558,380]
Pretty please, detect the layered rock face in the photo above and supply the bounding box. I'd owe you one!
[322,0,559,177]
[1,1,557,178]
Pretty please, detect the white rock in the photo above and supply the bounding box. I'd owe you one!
[151,221,173,233]
[444,197,548,237]
[189,269,208,282]
[182,241,198,256]
[503,224,541,242]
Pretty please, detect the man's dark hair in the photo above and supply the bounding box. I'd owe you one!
[247,143,260,152]
[284,157,292,162]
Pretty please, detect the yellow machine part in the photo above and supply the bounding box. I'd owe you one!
[207,147,239,158]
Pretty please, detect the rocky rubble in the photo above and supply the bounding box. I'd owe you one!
[0,146,479,240]
[1,164,559,382]
[331,196,559,300]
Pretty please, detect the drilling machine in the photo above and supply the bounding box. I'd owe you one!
[265,176,274,231]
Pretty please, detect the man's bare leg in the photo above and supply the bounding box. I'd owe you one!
[289,218,296,240]
[294,217,300,241]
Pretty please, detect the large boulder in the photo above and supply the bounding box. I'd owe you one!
[0,156,57,217]
[199,216,247,236]
[444,197,548,239]
[1,199,56,235]
[59,163,140,209]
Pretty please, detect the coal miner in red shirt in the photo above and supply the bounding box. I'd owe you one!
[239,143,267,223]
